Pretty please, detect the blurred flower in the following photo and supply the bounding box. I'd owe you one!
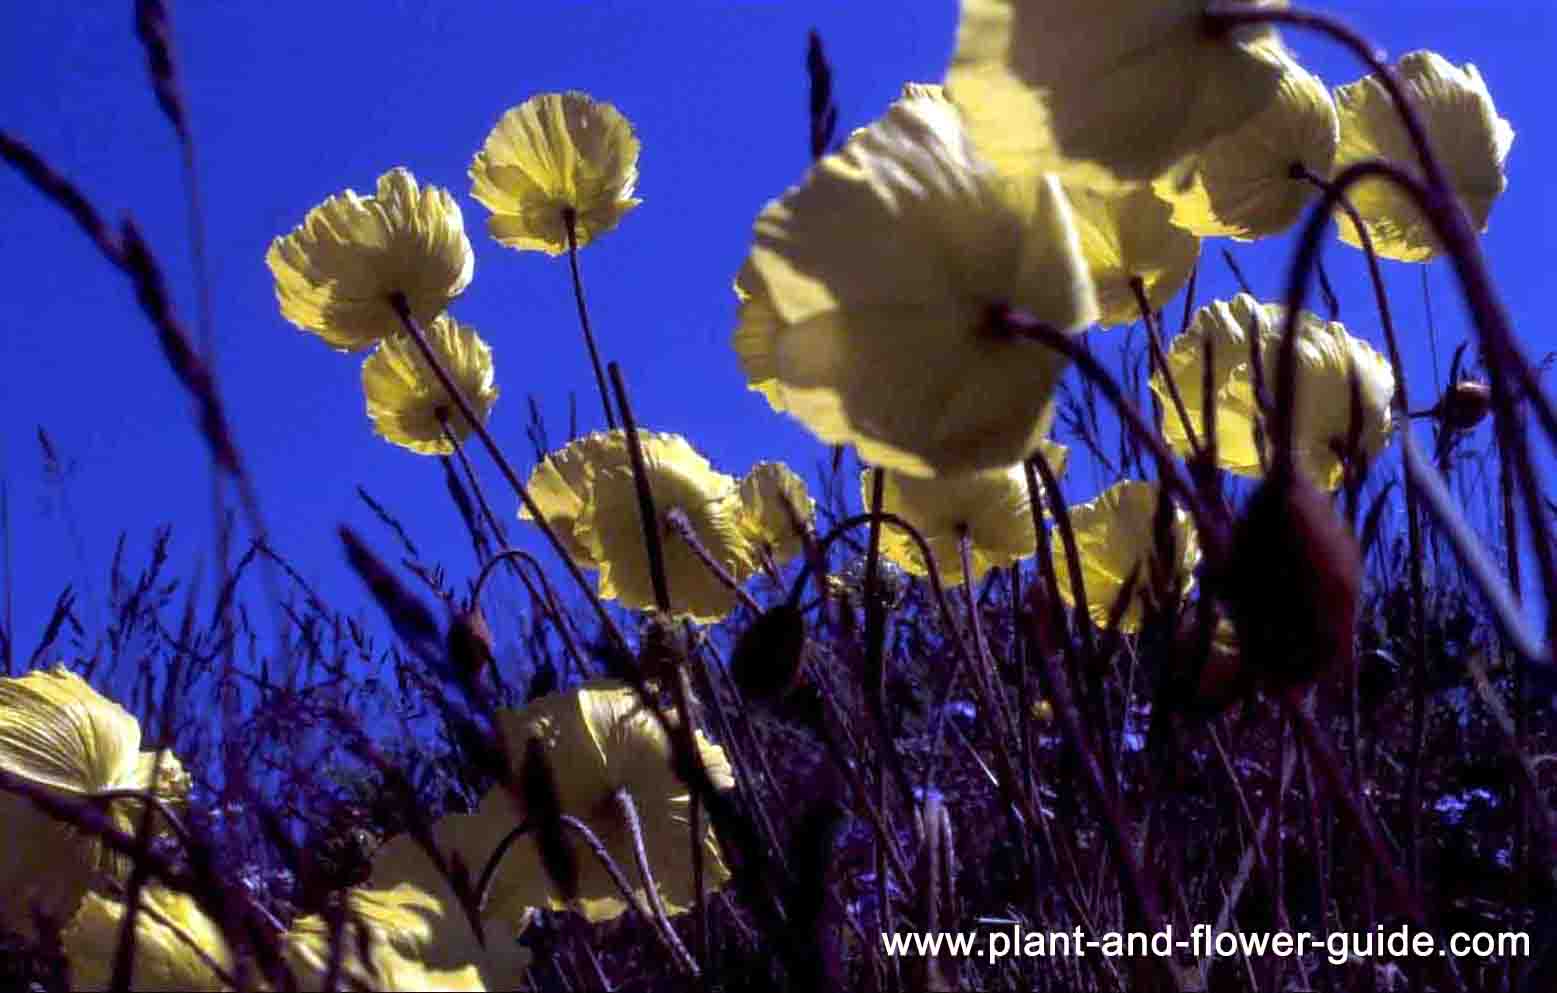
[267,167,474,351]
[470,92,641,255]
[736,461,815,565]
[733,87,1096,477]
[945,0,1288,190]
[284,884,491,991]
[494,681,734,922]
[519,430,756,622]
[1151,293,1395,490]
[1066,184,1200,327]
[1054,480,1201,633]
[0,666,190,935]
[63,887,233,992]
[1155,45,1338,240]
[1332,51,1513,261]
[868,440,1067,586]
[362,316,499,455]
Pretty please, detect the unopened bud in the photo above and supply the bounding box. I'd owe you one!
[1438,380,1492,433]
[730,603,808,702]
[1227,470,1362,692]
[447,605,496,686]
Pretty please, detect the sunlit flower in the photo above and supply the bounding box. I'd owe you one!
[1155,45,1338,240]
[362,316,499,455]
[470,92,641,255]
[0,666,190,935]
[267,168,474,351]
[945,0,1288,190]
[1067,185,1200,327]
[1054,480,1201,633]
[1332,51,1514,262]
[520,431,756,622]
[736,461,815,565]
[63,887,234,992]
[733,88,1097,477]
[1150,294,1395,489]
[284,885,490,992]
[868,441,1067,587]
[492,681,734,923]
[368,816,542,990]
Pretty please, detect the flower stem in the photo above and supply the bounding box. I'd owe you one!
[613,788,700,976]
[388,293,629,656]
[564,209,618,431]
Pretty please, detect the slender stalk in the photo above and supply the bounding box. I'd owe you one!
[564,209,617,430]
[389,293,629,655]
[560,812,696,976]
[666,508,761,614]
[1132,276,1200,458]
[615,788,700,976]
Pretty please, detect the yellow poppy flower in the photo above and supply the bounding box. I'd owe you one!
[1067,184,1200,327]
[945,0,1288,191]
[736,461,815,565]
[492,681,734,923]
[1155,46,1338,240]
[1054,480,1201,633]
[733,87,1097,478]
[1332,51,1514,262]
[368,796,545,942]
[520,431,757,623]
[361,317,499,456]
[0,666,190,935]
[869,441,1067,587]
[284,885,489,992]
[63,887,234,992]
[267,168,474,351]
[470,92,641,255]
[1150,294,1395,490]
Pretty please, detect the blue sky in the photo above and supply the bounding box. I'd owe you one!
[3,1,1553,657]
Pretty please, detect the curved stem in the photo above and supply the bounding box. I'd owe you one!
[389,294,629,655]
[472,546,589,680]
[559,813,696,976]
[477,819,533,920]
[1132,276,1201,458]
[563,209,617,430]
[614,788,700,976]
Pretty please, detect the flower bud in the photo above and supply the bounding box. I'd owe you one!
[1227,470,1362,692]
[1439,379,1492,433]
[730,603,808,703]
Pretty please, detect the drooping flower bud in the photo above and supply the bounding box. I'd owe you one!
[1438,379,1492,433]
[730,603,808,703]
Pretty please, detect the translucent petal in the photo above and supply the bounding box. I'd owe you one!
[267,168,473,351]
[735,90,1096,477]
[1066,185,1200,328]
[471,92,641,255]
[494,682,734,923]
[1333,51,1513,261]
[946,0,1289,190]
[1054,480,1201,633]
[63,888,234,992]
[285,886,489,991]
[1156,46,1338,239]
[869,441,1065,586]
[736,461,815,565]
[362,316,499,455]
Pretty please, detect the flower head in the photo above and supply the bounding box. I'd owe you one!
[1067,184,1200,328]
[0,666,190,934]
[945,0,1289,190]
[493,681,734,922]
[1332,51,1513,261]
[736,461,815,565]
[520,431,756,622]
[267,168,474,351]
[362,316,499,455]
[284,885,491,991]
[63,887,234,992]
[470,92,641,255]
[1155,45,1338,240]
[733,87,1096,477]
[868,440,1067,587]
[1151,294,1395,490]
[1054,480,1201,633]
